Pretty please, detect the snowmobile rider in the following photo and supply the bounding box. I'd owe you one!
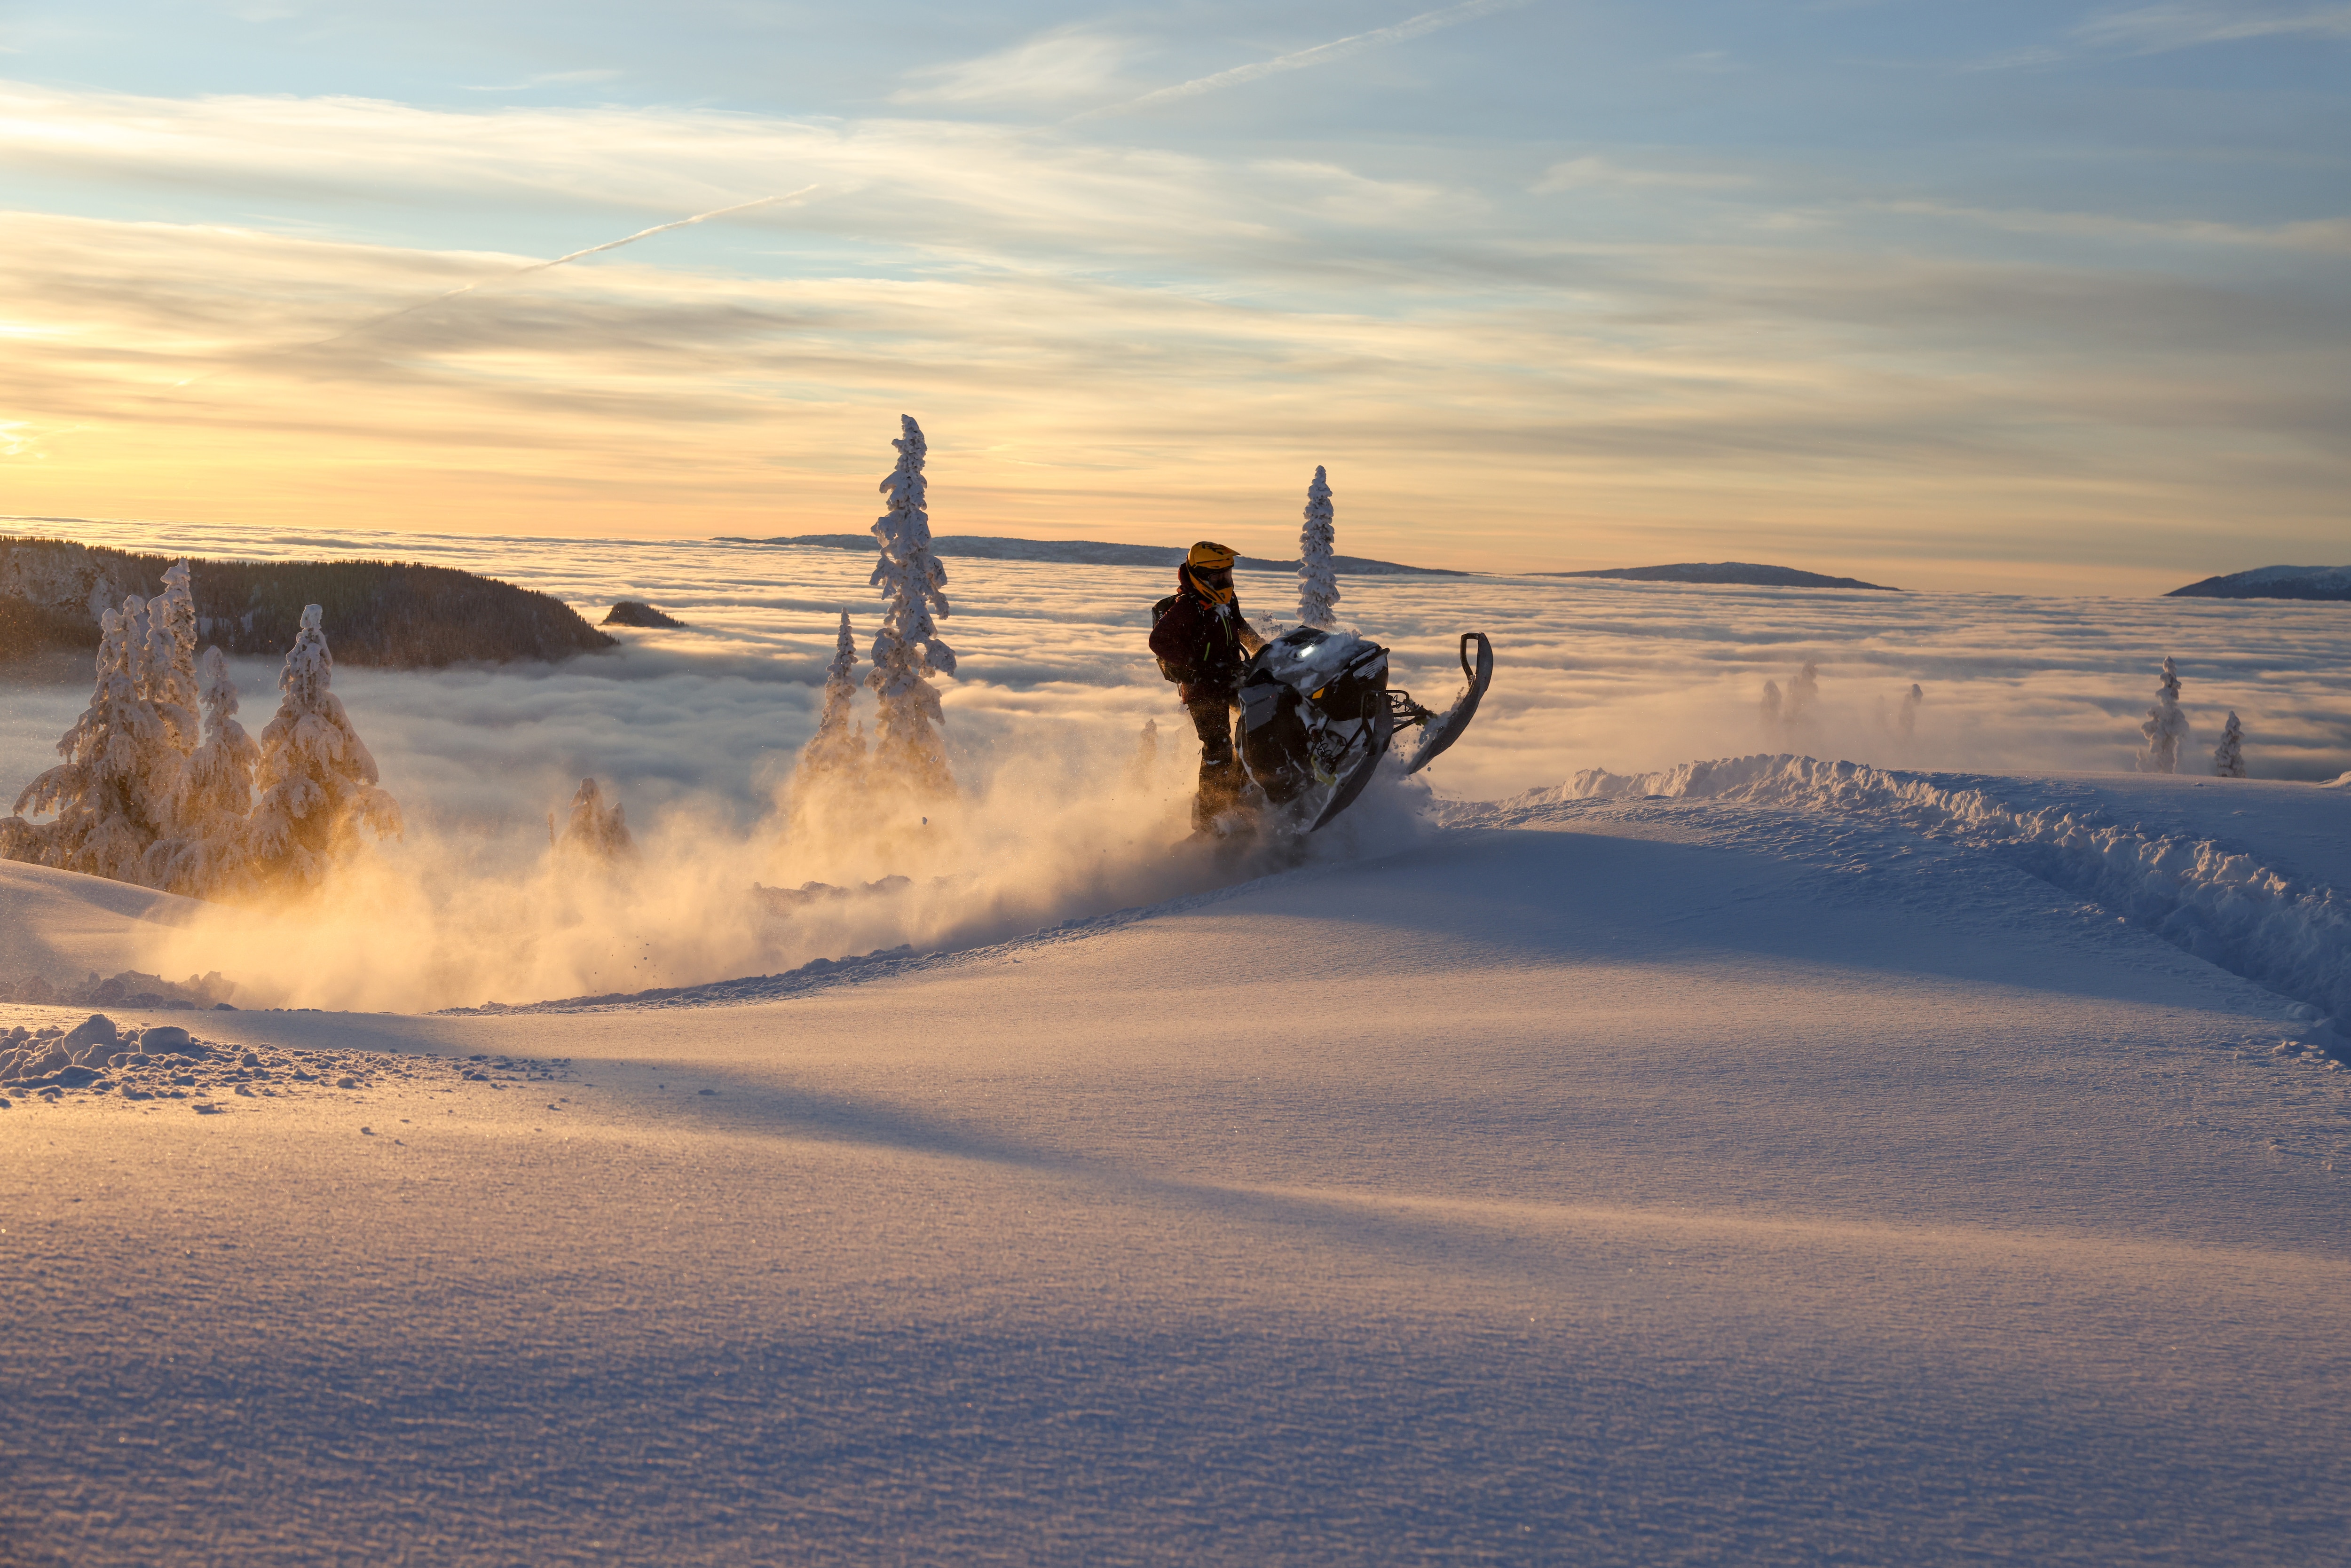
[1149,541,1266,832]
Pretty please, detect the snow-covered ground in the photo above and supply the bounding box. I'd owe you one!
[6,523,2351,1560]
[5,763,2348,1563]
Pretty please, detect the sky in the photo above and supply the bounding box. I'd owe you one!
[0,1,2345,591]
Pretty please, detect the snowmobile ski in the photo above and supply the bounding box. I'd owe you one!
[1402,631,1492,776]
[1306,699,1395,831]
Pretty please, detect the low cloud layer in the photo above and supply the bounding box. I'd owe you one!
[7,521,2347,1009]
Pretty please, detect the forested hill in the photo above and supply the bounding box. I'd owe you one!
[1537,562,1902,591]
[2166,566,2351,601]
[0,537,615,667]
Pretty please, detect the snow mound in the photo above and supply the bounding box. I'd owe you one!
[1500,753,2351,1036]
[0,1018,570,1108]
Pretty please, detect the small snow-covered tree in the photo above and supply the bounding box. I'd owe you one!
[866,415,957,797]
[1297,465,1339,630]
[147,647,263,898]
[248,604,402,887]
[556,777,634,859]
[2214,710,2246,778]
[3,604,174,882]
[1789,661,1820,721]
[2137,657,2189,773]
[1760,679,1783,730]
[799,611,868,781]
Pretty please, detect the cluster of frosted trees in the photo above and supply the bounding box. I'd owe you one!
[553,777,634,859]
[0,566,401,897]
[791,416,959,820]
[2138,657,2248,777]
[1757,664,1925,746]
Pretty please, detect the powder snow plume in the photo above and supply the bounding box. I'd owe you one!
[135,723,1436,1012]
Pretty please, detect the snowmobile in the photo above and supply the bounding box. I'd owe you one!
[1230,625,1493,833]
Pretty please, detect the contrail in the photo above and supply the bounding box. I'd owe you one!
[1065,0,1532,123]
[299,186,820,352]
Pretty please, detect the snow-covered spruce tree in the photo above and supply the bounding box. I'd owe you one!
[144,560,201,756]
[2214,711,2246,778]
[556,777,634,859]
[1297,465,1339,630]
[799,611,869,781]
[2138,657,2189,773]
[147,647,263,898]
[1898,683,1923,741]
[866,416,957,797]
[2,604,175,882]
[247,604,402,888]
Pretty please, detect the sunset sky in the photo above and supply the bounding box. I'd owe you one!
[1,1,2344,589]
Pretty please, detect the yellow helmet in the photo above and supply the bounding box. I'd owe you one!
[1183,541,1239,604]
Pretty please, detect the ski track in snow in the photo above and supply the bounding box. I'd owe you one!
[473,756,2351,1085]
[1458,755,2351,1063]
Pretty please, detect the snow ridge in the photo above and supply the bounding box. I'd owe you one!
[1511,754,2351,1031]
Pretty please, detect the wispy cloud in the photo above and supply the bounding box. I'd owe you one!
[1533,156,1751,193]
[461,69,625,93]
[300,188,822,353]
[0,79,2341,585]
[2072,2,2351,53]
[894,26,1132,105]
[1875,197,2351,252]
[1067,0,1534,122]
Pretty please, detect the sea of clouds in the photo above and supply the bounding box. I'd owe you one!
[6,518,2348,1010]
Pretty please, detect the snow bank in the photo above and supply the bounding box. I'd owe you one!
[1517,754,2351,1033]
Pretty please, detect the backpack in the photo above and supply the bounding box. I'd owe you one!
[1150,594,1185,683]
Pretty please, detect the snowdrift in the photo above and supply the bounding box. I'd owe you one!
[0,859,201,985]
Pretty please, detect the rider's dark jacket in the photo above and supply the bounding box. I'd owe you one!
[1150,575,1261,708]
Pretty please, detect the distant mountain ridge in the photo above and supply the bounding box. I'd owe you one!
[1536,562,1902,591]
[2167,566,2351,601]
[727,534,1470,577]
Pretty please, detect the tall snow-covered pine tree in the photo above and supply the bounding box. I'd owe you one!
[866,416,956,797]
[248,604,402,887]
[1297,465,1339,630]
